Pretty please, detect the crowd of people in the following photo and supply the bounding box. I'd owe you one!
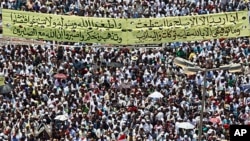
[1,0,250,141]
[1,0,250,17]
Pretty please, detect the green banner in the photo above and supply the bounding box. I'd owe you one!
[2,9,250,45]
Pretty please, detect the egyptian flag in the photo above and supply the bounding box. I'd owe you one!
[117,134,126,141]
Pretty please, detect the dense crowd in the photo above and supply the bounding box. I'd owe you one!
[1,0,250,141]
[1,0,250,17]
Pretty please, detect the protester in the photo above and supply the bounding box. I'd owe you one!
[0,0,250,141]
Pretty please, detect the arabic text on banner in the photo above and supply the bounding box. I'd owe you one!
[2,9,249,45]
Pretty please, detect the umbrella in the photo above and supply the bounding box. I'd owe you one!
[107,62,123,68]
[54,73,67,79]
[244,88,250,93]
[40,7,47,13]
[241,84,250,90]
[209,117,220,123]
[117,134,126,141]
[131,56,138,61]
[176,122,195,129]
[148,91,164,98]
[245,120,250,125]
[0,84,13,94]
[120,83,131,89]
[91,64,100,70]
[54,115,69,121]
[127,106,138,112]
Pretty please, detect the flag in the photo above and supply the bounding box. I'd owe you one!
[118,134,126,141]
